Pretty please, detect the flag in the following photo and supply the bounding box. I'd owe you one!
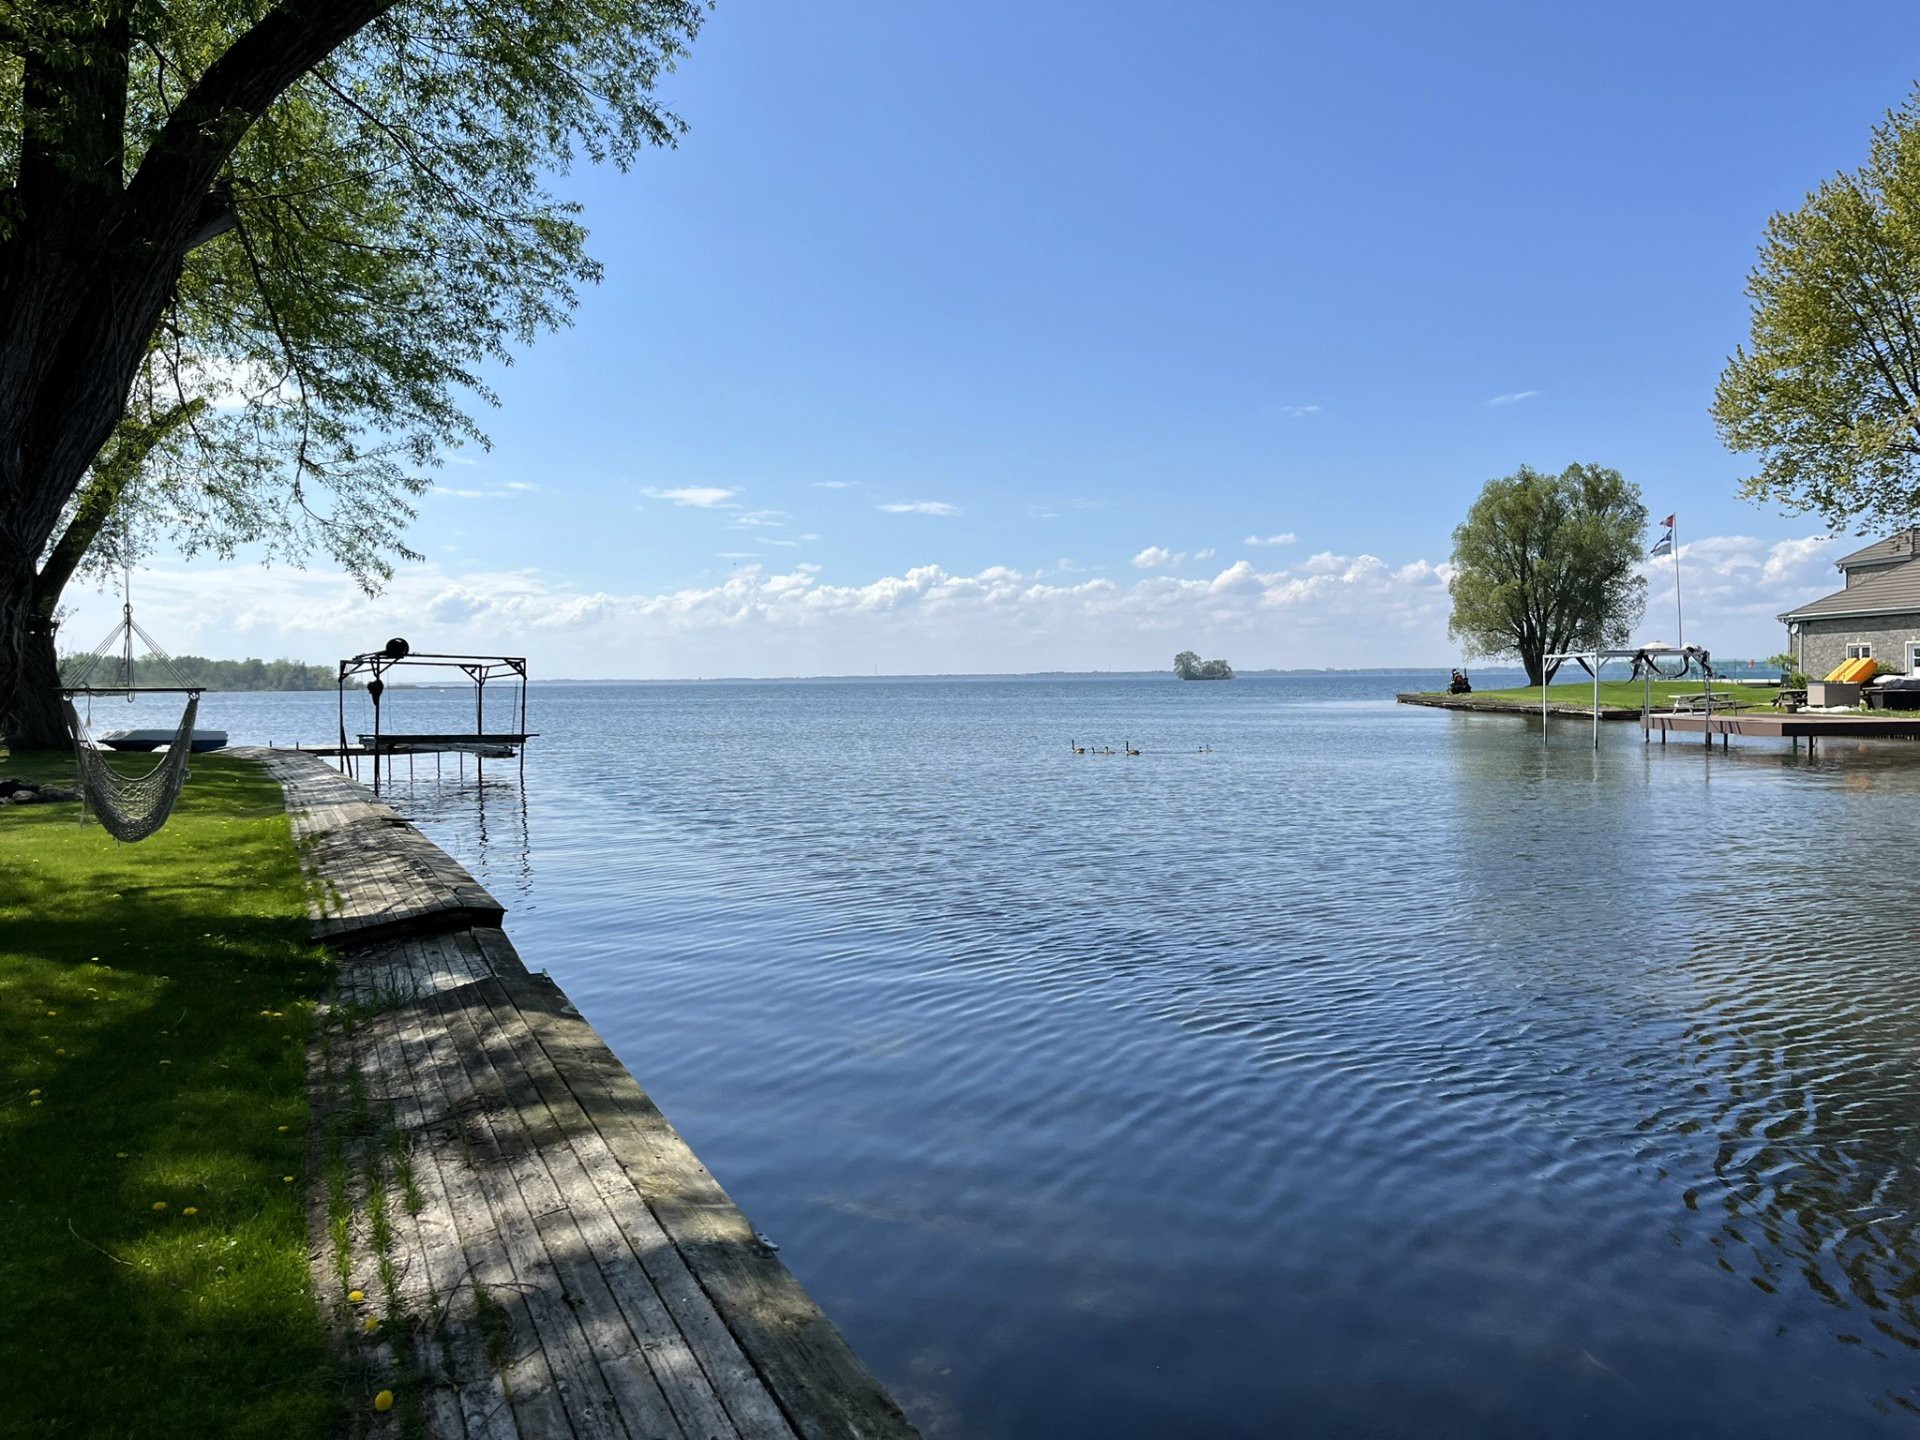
[1650,534,1672,558]
[1661,513,1675,528]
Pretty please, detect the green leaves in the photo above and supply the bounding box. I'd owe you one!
[1715,88,1920,533]
[1447,464,1649,685]
[10,0,707,586]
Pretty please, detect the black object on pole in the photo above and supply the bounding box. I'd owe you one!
[335,648,535,793]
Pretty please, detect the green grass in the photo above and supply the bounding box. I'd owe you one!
[0,750,341,1439]
[1436,678,1788,711]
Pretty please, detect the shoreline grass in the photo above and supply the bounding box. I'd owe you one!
[1424,678,1789,711]
[0,749,340,1438]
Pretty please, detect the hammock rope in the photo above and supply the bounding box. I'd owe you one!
[62,693,200,843]
[58,563,203,843]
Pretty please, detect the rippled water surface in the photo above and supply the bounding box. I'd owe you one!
[181,674,1920,1436]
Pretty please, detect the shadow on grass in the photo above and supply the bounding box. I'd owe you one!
[0,752,344,1438]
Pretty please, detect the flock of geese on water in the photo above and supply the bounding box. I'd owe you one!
[1070,740,1213,757]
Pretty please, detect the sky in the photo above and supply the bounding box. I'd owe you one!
[64,1,1920,676]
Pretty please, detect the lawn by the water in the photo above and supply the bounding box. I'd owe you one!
[0,750,339,1438]
[1445,678,1787,710]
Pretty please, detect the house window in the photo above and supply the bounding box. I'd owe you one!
[1846,642,1874,660]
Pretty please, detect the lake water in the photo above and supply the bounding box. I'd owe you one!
[121,673,1920,1436]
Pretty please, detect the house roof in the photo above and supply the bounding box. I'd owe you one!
[1782,558,1920,621]
[1836,529,1920,570]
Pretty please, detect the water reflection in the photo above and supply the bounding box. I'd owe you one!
[1444,711,1920,1417]
[378,769,533,914]
[175,679,1920,1435]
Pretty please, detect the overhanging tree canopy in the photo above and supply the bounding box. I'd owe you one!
[0,0,705,745]
[1715,88,1920,535]
[1447,463,1649,686]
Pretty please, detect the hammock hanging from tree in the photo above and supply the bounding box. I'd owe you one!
[61,693,200,842]
[60,585,203,843]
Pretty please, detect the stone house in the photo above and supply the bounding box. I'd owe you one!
[1780,529,1920,677]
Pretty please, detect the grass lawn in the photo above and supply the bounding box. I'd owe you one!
[1441,678,1788,711]
[0,749,340,1439]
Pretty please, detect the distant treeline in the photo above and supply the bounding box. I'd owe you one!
[59,654,353,691]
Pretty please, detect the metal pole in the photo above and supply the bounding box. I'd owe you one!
[1592,659,1600,749]
[1673,516,1684,652]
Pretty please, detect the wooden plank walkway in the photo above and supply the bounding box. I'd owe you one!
[246,749,919,1440]
[1649,712,1920,754]
[229,747,505,945]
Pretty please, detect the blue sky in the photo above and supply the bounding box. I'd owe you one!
[74,1,1920,674]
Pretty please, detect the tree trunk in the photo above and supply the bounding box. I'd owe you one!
[6,611,68,750]
[0,545,68,749]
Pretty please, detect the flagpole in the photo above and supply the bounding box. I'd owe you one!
[1672,514,1683,655]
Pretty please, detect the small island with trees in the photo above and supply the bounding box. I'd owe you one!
[1174,650,1235,681]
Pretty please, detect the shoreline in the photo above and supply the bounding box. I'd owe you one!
[1395,691,1644,719]
[244,748,919,1437]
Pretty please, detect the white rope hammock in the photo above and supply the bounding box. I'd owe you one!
[61,695,199,842]
[60,572,203,843]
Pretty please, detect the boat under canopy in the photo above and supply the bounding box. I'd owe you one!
[94,728,229,754]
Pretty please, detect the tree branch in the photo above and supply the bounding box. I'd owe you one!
[32,400,204,615]
[122,0,398,254]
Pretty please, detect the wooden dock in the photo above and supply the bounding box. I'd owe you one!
[238,749,919,1439]
[1649,711,1920,755]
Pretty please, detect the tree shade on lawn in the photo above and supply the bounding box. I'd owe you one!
[0,751,339,1436]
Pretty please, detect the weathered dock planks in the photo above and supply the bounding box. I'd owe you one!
[1648,710,1920,754]
[230,748,504,945]
[248,748,919,1440]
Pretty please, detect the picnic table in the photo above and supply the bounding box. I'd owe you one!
[1669,691,1763,714]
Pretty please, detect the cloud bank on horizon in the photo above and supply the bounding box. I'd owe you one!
[63,532,1838,679]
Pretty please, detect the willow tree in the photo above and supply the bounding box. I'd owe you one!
[1447,463,1648,686]
[0,1,704,745]
[1715,90,1920,535]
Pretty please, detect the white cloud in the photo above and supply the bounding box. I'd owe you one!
[1132,546,1184,570]
[878,501,960,516]
[1636,533,1839,644]
[1245,532,1297,547]
[732,510,788,528]
[1195,548,1216,561]
[641,486,738,508]
[812,481,855,490]
[1760,534,1835,584]
[1280,404,1322,418]
[432,486,528,501]
[1487,391,1539,407]
[59,530,1833,679]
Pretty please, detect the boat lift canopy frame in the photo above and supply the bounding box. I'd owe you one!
[337,643,530,789]
[1542,644,1712,748]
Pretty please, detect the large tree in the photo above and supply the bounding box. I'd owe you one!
[0,1,704,745]
[1714,88,1920,536]
[1447,463,1648,686]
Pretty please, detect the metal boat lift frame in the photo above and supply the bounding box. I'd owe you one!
[1542,644,1713,748]
[337,645,532,792]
